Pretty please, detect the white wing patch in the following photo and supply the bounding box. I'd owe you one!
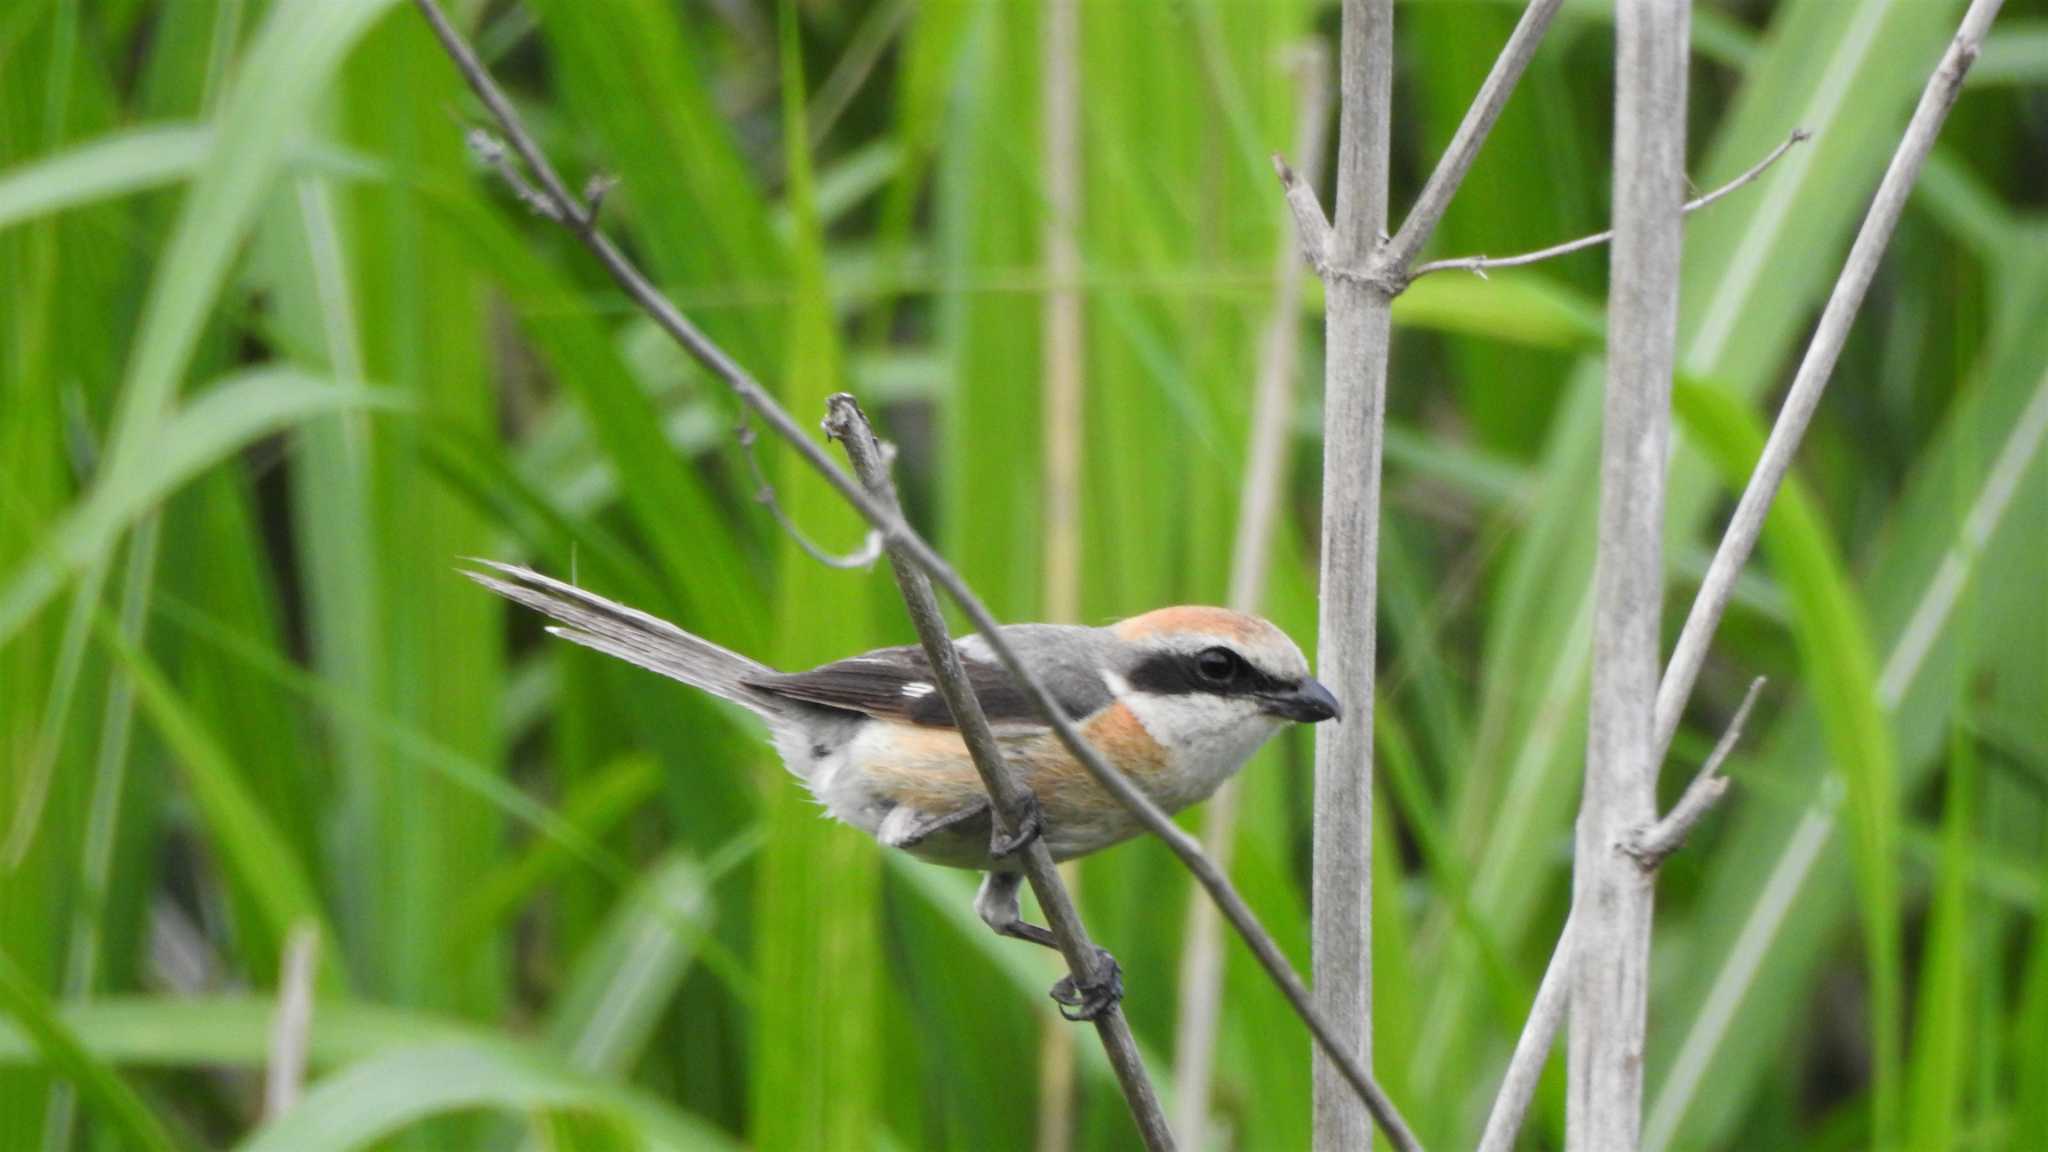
[900,681,936,699]
[1099,668,1131,697]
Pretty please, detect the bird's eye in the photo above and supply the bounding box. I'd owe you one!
[1195,647,1243,684]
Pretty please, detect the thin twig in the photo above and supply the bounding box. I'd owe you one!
[264,923,320,1119]
[734,415,883,570]
[1273,153,1334,271]
[824,395,1172,1151]
[474,123,881,572]
[1652,0,2003,759]
[1377,0,1567,274]
[1569,2,1690,1147]
[1628,677,1763,869]
[1174,42,1331,1149]
[413,4,1421,1144]
[1409,130,1808,281]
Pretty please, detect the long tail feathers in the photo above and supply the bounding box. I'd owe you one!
[461,560,779,715]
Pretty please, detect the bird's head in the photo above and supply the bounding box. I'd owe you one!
[1101,607,1339,763]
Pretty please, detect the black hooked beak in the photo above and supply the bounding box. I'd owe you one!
[1261,677,1342,724]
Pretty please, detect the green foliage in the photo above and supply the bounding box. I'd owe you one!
[1,1,2042,1149]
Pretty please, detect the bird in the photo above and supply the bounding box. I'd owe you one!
[464,559,1340,1019]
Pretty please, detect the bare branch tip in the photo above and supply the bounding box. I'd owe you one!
[821,392,870,442]
[582,172,618,218]
[1272,153,1297,187]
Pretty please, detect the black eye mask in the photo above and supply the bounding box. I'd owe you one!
[1126,648,1293,699]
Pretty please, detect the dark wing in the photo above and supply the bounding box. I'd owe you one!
[743,644,1107,728]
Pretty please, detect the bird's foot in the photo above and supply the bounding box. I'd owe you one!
[1049,948,1124,1022]
[989,792,1043,859]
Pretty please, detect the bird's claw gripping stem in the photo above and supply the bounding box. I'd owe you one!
[1049,948,1124,1022]
[989,792,1043,859]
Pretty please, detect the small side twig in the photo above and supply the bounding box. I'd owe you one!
[1273,154,1335,272]
[464,127,566,222]
[467,128,874,570]
[735,415,883,570]
[1627,677,1764,870]
[1409,130,1808,282]
[824,395,1173,1151]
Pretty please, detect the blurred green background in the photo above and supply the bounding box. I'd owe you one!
[2,0,2045,1149]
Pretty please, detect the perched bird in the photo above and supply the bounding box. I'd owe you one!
[465,560,1339,1018]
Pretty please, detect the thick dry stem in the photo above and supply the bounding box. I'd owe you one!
[1314,1,1394,1145]
[1569,2,1690,1149]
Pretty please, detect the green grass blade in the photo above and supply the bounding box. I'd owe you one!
[455,757,661,949]
[547,852,711,1074]
[1904,723,1975,1152]
[0,123,207,234]
[0,370,401,647]
[0,949,179,1152]
[1970,21,2048,86]
[231,1044,738,1152]
[7,4,402,847]
[95,617,341,986]
[751,8,882,1148]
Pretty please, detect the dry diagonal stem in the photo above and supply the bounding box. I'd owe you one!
[1408,130,1808,282]
[1569,1,1691,1146]
[825,395,1172,1151]
[410,2,1422,1146]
